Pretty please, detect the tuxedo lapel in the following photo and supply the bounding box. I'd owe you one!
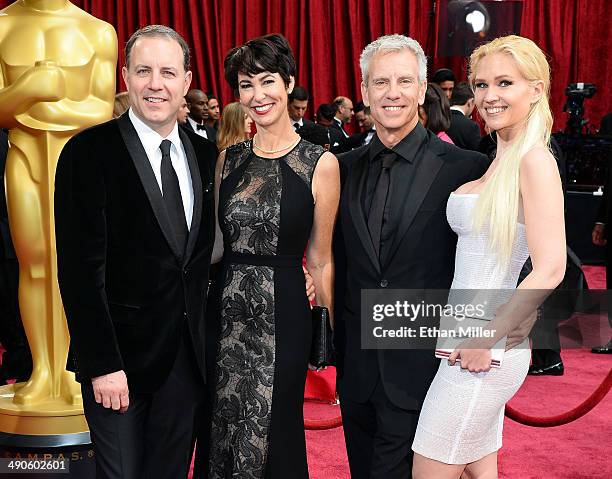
[347,152,380,274]
[116,113,183,260]
[179,128,204,264]
[383,146,444,270]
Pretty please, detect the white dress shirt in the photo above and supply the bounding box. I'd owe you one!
[129,108,194,229]
[187,116,209,139]
[292,118,303,130]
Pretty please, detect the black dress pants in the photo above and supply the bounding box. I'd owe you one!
[82,329,205,479]
[340,377,420,479]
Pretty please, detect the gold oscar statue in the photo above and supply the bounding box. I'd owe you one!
[0,0,117,441]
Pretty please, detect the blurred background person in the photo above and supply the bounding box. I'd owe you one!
[205,93,221,131]
[184,88,216,143]
[216,101,253,152]
[418,83,454,144]
[177,97,190,125]
[288,86,314,131]
[316,102,344,153]
[431,67,456,99]
[448,81,481,151]
[354,101,376,146]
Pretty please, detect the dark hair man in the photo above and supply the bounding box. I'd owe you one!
[184,88,216,143]
[205,93,220,130]
[354,101,376,146]
[288,86,314,131]
[431,67,456,99]
[447,81,481,151]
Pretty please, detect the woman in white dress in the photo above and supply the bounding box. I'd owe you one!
[412,35,566,478]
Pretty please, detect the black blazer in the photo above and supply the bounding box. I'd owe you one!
[334,129,488,410]
[447,109,481,151]
[55,113,217,393]
[181,118,217,144]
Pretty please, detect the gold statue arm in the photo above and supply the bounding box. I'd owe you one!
[0,62,68,129]
[16,27,118,131]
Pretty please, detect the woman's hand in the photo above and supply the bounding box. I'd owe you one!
[448,347,492,373]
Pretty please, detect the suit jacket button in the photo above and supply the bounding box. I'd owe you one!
[380,279,388,288]
[183,269,188,276]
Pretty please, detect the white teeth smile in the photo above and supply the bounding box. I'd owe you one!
[486,107,506,114]
[254,104,272,112]
[384,106,402,111]
[145,97,165,103]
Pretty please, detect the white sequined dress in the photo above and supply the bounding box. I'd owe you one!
[412,193,531,464]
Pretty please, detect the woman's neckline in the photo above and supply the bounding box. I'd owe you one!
[250,137,302,160]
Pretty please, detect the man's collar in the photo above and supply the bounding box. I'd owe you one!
[369,122,427,163]
[450,106,466,115]
[128,107,180,150]
[187,116,203,128]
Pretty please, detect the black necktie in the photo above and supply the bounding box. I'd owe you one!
[293,122,300,130]
[160,140,188,253]
[367,151,395,261]
[196,123,206,130]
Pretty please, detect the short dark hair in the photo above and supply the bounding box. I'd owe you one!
[289,86,309,103]
[125,25,190,72]
[316,103,336,122]
[450,82,474,106]
[431,68,456,84]
[422,83,451,134]
[224,34,296,94]
[354,101,366,114]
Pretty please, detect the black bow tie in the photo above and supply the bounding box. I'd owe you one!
[196,124,206,130]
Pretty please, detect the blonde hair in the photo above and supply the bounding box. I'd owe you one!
[469,35,552,264]
[217,102,250,151]
[113,92,130,118]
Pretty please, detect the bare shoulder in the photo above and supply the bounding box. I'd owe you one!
[314,151,339,175]
[520,145,558,182]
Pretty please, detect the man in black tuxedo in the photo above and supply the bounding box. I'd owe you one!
[354,101,376,147]
[447,82,481,151]
[184,88,217,143]
[55,25,217,479]
[288,86,315,132]
[334,34,487,478]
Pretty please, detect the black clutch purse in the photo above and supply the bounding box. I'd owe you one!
[310,306,334,368]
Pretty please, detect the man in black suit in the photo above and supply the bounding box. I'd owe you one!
[334,34,487,478]
[354,101,376,147]
[184,88,217,143]
[447,82,481,151]
[55,25,217,478]
[288,86,315,132]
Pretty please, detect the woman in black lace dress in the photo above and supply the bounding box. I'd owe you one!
[206,34,339,478]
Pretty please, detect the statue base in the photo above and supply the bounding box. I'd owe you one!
[0,383,94,478]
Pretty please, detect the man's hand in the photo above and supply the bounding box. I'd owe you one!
[592,223,606,246]
[448,348,492,373]
[91,370,129,413]
[304,265,316,303]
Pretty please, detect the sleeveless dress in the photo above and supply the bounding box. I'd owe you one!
[208,139,324,478]
[412,193,531,464]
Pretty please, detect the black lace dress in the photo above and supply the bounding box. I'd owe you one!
[208,139,324,478]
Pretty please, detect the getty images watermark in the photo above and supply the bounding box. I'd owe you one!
[359,289,610,350]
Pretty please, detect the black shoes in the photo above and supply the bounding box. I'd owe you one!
[591,339,612,354]
[528,361,564,376]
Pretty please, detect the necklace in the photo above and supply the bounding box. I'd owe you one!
[252,134,300,154]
